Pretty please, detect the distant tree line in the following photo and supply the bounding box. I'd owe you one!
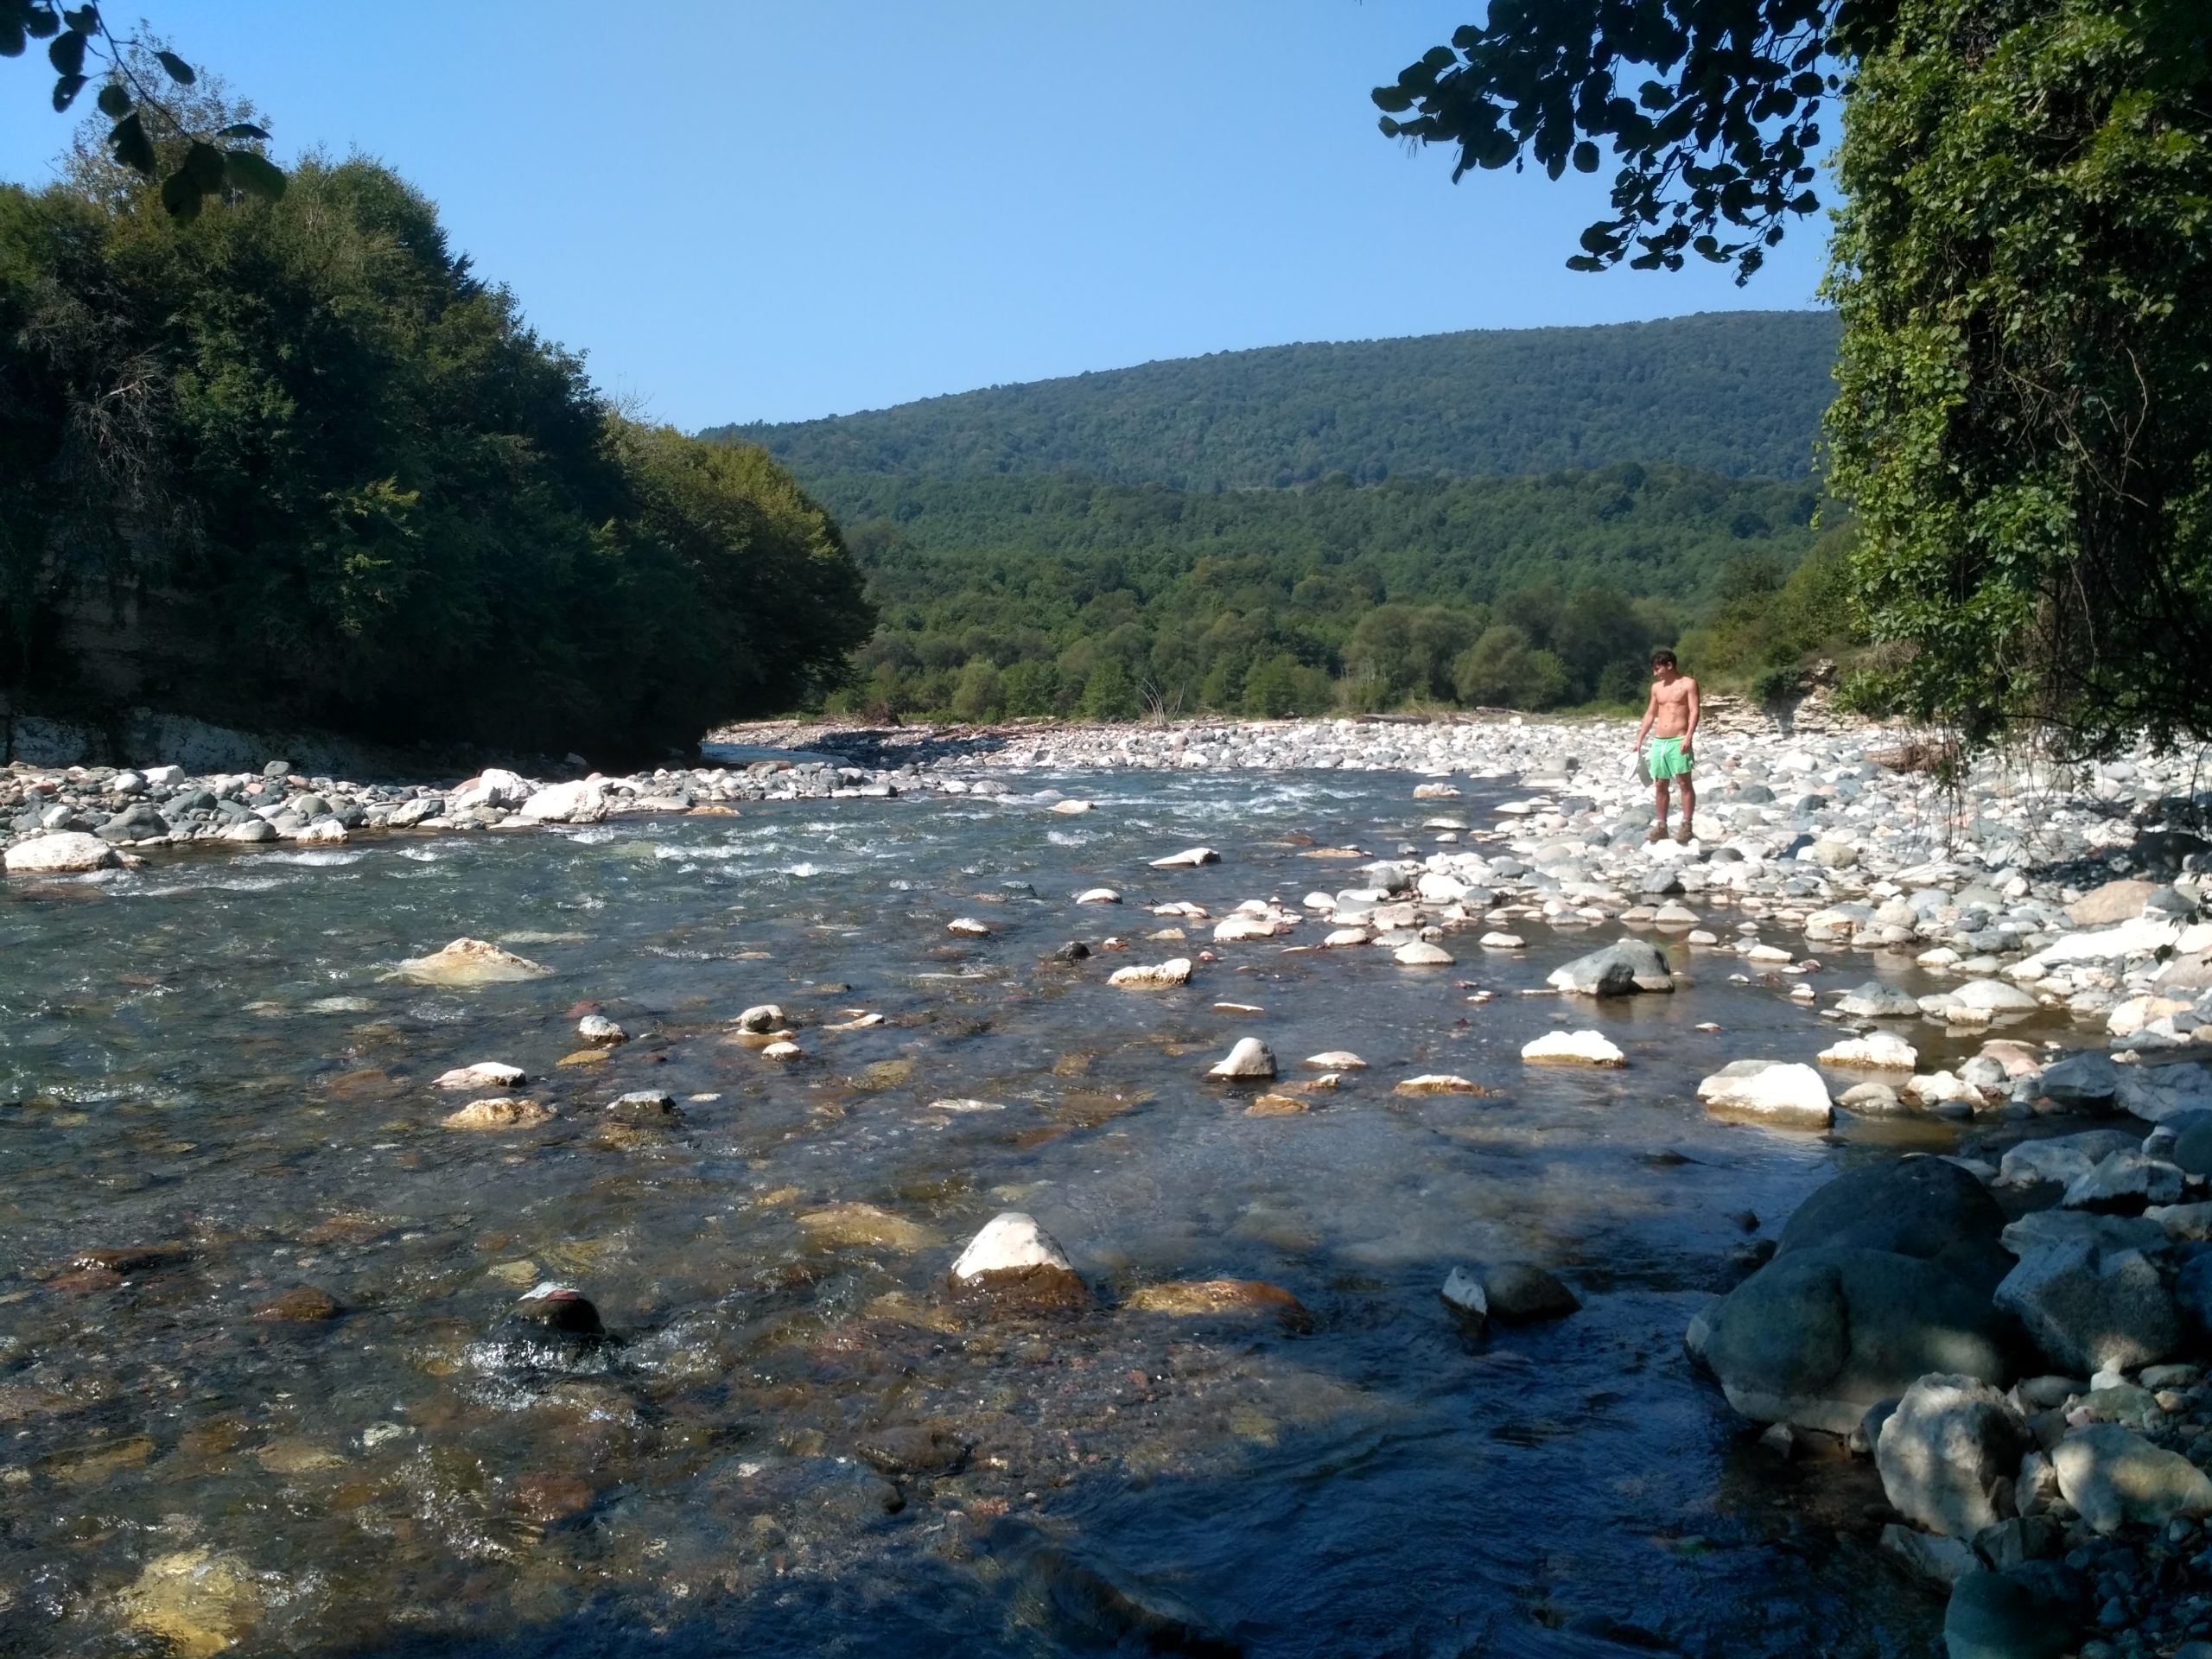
[806,465,1853,721]
[1,110,870,759]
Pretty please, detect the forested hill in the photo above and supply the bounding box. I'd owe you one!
[704,309,1839,489]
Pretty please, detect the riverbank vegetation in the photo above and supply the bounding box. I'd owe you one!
[1,120,870,759]
[806,463,1854,721]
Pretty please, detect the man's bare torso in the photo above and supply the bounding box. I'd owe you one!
[1649,675,1697,738]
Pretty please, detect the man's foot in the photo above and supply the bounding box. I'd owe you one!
[1647,823,1667,844]
[1674,821,1694,844]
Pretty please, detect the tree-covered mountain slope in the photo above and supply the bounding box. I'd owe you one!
[706,309,1838,490]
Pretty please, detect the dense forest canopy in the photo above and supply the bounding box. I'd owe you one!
[811,464,1852,721]
[0,152,871,760]
[708,310,1840,491]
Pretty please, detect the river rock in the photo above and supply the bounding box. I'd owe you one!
[516,779,609,823]
[1875,1374,2028,1537]
[1777,1159,2011,1289]
[1697,1061,1834,1129]
[3,830,120,874]
[219,817,276,842]
[1521,1031,1625,1066]
[1700,1248,2011,1434]
[576,1014,626,1046]
[1303,1051,1366,1069]
[1466,1261,1580,1322]
[1207,1038,1276,1080]
[1942,1567,2080,1659]
[434,1061,526,1091]
[1108,957,1192,988]
[1819,1031,1919,1070]
[798,1202,936,1251]
[1148,847,1219,868]
[392,938,551,986]
[443,1097,555,1130]
[1836,980,1923,1019]
[607,1090,681,1126]
[2069,878,2174,927]
[1921,981,2041,1022]
[253,1285,343,1322]
[2061,1150,2184,1211]
[1994,1239,2181,1375]
[1392,941,1455,966]
[115,1548,272,1658]
[947,1212,1089,1315]
[1440,1267,1487,1320]
[1996,1131,2142,1190]
[1882,1523,1982,1585]
[734,1003,785,1033]
[1394,1074,1492,1096]
[2171,1112,2212,1176]
[1125,1279,1309,1325]
[947,917,994,938]
[1077,887,1121,904]
[2037,1052,2122,1112]
[2051,1423,2212,1534]
[1548,938,1674,995]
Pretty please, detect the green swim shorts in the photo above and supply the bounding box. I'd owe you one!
[1645,736,1694,780]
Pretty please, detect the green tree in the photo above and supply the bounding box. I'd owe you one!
[950,658,1005,721]
[1379,0,2212,752]
[1823,0,2212,752]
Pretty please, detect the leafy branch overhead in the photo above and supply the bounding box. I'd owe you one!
[1373,0,1896,281]
[0,0,282,214]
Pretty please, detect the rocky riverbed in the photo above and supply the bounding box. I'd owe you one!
[5,713,2211,1656]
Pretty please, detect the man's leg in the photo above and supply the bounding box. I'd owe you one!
[1649,778,1670,840]
[1675,775,1697,842]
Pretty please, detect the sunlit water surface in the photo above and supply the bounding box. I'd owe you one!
[0,770,1993,1656]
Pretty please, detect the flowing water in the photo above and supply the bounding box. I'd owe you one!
[0,768,1987,1656]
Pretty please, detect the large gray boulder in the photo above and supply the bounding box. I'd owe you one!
[1779,1158,2012,1292]
[2036,1052,2122,1111]
[2050,1423,2212,1534]
[2061,1150,2185,1211]
[1836,980,1923,1020]
[1993,1240,2181,1375]
[1546,938,1673,996]
[1875,1374,2028,1537]
[1700,1248,2012,1435]
[2171,1110,2212,1178]
[1995,1130,2141,1190]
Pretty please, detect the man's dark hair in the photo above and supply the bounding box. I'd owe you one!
[1650,647,1677,670]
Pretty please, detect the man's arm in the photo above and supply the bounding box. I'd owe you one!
[1682,678,1701,751]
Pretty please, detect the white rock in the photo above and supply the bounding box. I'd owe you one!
[576,1014,626,1046]
[517,779,609,823]
[951,1212,1072,1281]
[947,917,993,938]
[1479,931,1526,949]
[1049,799,1093,816]
[1303,1051,1367,1069]
[1440,1267,1488,1319]
[1817,1031,1919,1071]
[760,1040,804,1061]
[1208,1037,1277,1079]
[1522,1031,1626,1067]
[1076,887,1121,904]
[219,817,276,843]
[434,1062,525,1091]
[1149,847,1220,868]
[734,1003,785,1033]
[449,767,531,811]
[141,764,185,790]
[3,831,119,874]
[1323,927,1370,947]
[1213,916,1282,942]
[1696,1060,1834,1129]
[1393,942,1456,966]
[1108,957,1192,988]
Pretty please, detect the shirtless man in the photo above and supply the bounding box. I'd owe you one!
[1632,647,1700,843]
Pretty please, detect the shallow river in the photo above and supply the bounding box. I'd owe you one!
[0,768,1988,1656]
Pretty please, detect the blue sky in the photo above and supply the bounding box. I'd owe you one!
[0,3,1834,429]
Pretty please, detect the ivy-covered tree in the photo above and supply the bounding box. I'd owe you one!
[1380,0,2212,753]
